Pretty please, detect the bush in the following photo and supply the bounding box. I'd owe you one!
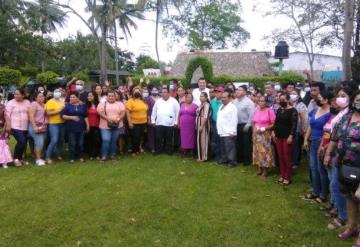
[0,67,22,85]
[36,71,59,85]
[185,57,213,83]
[71,69,89,83]
[19,64,39,77]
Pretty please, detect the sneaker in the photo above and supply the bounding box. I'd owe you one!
[69,160,75,164]
[36,159,46,166]
[14,159,22,167]
[3,164,8,169]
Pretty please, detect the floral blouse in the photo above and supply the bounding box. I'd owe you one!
[331,112,360,165]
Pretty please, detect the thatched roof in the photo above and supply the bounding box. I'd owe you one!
[171,50,274,78]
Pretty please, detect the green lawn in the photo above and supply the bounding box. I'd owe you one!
[0,154,354,246]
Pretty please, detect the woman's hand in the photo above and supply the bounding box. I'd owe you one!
[287,135,293,144]
[318,146,325,159]
[303,140,309,150]
[323,153,331,167]
[128,122,134,129]
[72,116,80,122]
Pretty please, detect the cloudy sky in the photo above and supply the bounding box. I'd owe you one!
[53,0,342,63]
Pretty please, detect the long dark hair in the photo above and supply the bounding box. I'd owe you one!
[86,91,99,108]
[350,90,360,111]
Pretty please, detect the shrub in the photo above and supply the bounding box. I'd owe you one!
[71,69,89,83]
[0,67,22,85]
[185,57,213,83]
[36,71,59,85]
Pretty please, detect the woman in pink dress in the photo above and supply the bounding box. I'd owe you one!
[0,104,12,168]
[178,94,198,155]
[252,95,276,177]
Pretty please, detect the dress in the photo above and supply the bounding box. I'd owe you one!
[252,107,276,168]
[0,133,12,164]
[179,103,198,149]
[196,102,211,160]
[145,96,158,151]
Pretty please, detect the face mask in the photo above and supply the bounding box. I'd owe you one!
[289,95,298,102]
[274,85,281,91]
[353,103,360,112]
[151,92,159,97]
[279,101,287,108]
[304,87,311,92]
[134,92,141,98]
[336,97,349,108]
[169,85,175,91]
[53,92,61,99]
[330,107,338,115]
[142,92,149,98]
[76,85,83,91]
[39,90,44,94]
[316,100,323,107]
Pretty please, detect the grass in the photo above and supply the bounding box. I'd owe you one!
[0,153,354,247]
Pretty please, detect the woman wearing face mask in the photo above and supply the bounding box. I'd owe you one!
[324,90,360,245]
[145,85,159,153]
[126,87,149,156]
[273,92,298,185]
[290,90,308,168]
[304,90,332,202]
[44,88,65,164]
[320,87,351,230]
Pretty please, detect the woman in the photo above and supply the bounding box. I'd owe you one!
[145,86,159,153]
[97,91,125,161]
[324,90,360,244]
[290,89,308,168]
[196,92,211,161]
[126,87,148,156]
[274,92,298,185]
[304,90,332,201]
[94,84,106,103]
[252,95,276,177]
[321,87,351,230]
[179,94,198,155]
[5,88,31,166]
[61,92,89,163]
[177,86,186,104]
[44,88,65,164]
[28,92,48,166]
[85,91,101,160]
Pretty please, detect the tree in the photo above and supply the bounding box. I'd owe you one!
[136,55,160,74]
[162,0,249,49]
[343,0,355,80]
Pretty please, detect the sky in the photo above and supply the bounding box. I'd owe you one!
[53,0,342,63]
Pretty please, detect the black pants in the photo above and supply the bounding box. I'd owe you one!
[85,127,101,158]
[236,124,252,165]
[220,136,237,165]
[12,129,28,160]
[131,124,146,153]
[155,125,174,155]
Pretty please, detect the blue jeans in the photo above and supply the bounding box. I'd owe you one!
[68,131,85,160]
[46,123,65,160]
[309,137,329,198]
[28,125,46,150]
[211,121,221,161]
[11,129,28,160]
[100,128,121,158]
[328,165,348,221]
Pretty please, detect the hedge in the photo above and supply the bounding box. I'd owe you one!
[185,57,214,83]
[71,69,90,83]
[0,67,22,85]
[36,71,59,85]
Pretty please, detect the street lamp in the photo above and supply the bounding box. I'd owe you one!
[274,41,289,75]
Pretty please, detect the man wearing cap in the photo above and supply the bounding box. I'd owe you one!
[210,86,224,162]
[233,85,255,166]
[192,77,210,106]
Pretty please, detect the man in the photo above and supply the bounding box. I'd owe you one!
[210,86,224,162]
[264,82,276,107]
[217,91,238,168]
[233,86,255,165]
[74,80,88,103]
[209,87,216,101]
[307,82,325,112]
[285,82,295,93]
[192,78,210,106]
[151,86,180,155]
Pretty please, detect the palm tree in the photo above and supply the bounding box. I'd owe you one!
[0,0,30,26]
[26,0,67,72]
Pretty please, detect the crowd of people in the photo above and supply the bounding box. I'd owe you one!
[1,75,360,245]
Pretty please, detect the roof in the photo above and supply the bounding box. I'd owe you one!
[289,51,342,59]
[90,70,130,76]
[171,50,274,78]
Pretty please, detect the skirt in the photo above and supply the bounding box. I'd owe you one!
[0,139,13,164]
[252,131,274,168]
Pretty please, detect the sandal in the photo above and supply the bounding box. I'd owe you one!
[328,218,346,230]
[325,208,338,218]
[303,193,318,200]
[339,229,359,240]
[277,178,284,184]
[282,179,291,186]
[315,197,327,204]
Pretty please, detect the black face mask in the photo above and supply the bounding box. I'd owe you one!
[134,92,141,98]
[279,101,287,108]
[329,107,338,115]
[316,100,323,107]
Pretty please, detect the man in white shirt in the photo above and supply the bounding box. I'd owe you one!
[151,86,180,155]
[217,91,238,168]
[192,78,210,106]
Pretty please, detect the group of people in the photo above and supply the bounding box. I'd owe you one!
[1,75,360,245]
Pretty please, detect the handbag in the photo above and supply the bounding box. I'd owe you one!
[104,102,118,129]
[35,122,47,133]
[340,164,360,184]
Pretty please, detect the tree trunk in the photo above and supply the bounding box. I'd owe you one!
[114,21,119,86]
[343,0,355,80]
[355,0,360,48]
[100,27,108,83]
[155,0,162,74]
[41,32,45,72]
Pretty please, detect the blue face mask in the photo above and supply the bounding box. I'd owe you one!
[53,92,62,99]
[76,85,83,91]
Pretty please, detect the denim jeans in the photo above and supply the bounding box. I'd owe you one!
[100,128,121,158]
[11,129,28,160]
[28,124,46,150]
[45,123,65,160]
[211,121,221,162]
[328,165,348,221]
[68,131,85,160]
[309,137,329,198]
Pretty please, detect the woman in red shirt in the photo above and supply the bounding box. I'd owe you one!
[85,91,101,160]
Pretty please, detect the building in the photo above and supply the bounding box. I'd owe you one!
[171,50,274,83]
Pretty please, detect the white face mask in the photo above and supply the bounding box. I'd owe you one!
[290,94,298,102]
[53,92,61,99]
[274,85,281,91]
[304,87,311,92]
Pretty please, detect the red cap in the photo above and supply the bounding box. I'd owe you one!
[214,86,224,93]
